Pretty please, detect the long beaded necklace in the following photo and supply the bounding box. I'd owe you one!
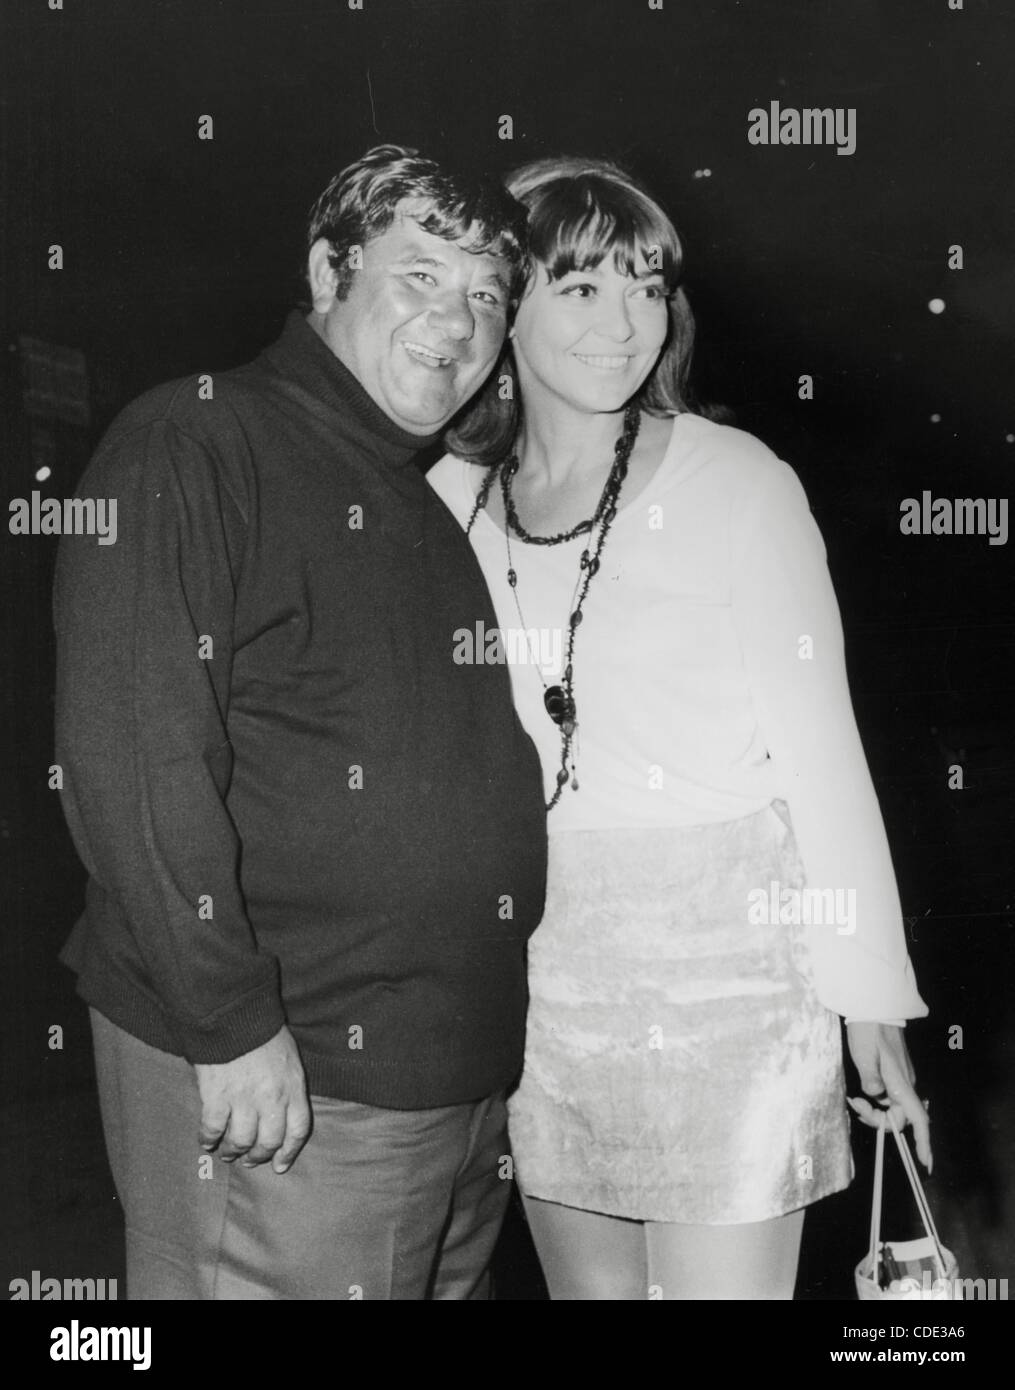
[466,403,641,810]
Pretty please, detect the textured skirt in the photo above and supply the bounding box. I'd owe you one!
[508,802,853,1224]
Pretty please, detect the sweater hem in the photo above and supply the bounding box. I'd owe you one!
[67,961,524,1108]
[65,948,288,1065]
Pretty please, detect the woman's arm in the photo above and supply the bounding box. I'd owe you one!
[728,453,931,1164]
[729,453,927,1021]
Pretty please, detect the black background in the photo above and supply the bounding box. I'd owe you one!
[2,0,1012,1306]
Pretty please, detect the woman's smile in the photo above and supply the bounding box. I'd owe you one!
[571,352,635,371]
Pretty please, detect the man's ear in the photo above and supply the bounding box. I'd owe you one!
[307,238,340,313]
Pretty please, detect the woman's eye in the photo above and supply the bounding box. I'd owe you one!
[634,283,667,300]
[561,283,595,298]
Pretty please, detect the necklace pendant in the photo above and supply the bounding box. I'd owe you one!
[543,684,567,724]
[507,567,517,588]
[544,685,577,728]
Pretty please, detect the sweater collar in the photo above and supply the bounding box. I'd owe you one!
[263,310,443,465]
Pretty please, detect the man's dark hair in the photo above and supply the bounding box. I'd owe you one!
[307,144,529,301]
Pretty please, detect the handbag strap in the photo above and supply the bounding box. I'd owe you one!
[867,1108,948,1280]
[886,1111,948,1276]
[868,1121,885,1271]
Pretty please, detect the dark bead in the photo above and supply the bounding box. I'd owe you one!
[507,568,517,587]
[570,610,583,628]
[543,685,567,723]
[556,768,569,786]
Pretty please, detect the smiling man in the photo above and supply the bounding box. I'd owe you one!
[54,146,547,1300]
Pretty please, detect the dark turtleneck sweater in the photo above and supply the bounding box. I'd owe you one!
[54,311,547,1108]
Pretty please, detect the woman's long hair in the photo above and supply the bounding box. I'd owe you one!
[445,155,706,467]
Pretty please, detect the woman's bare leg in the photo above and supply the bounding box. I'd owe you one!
[521,1193,648,1300]
[644,1209,805,1300]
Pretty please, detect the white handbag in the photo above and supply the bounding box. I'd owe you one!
[854,1109,959,1300]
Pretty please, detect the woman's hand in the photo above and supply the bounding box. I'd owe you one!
[846,1022,933,1172]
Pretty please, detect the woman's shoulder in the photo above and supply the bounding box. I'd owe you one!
[426,451,477,525]
[668,414,806,505]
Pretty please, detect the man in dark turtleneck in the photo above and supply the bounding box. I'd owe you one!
[53,145,547,1300]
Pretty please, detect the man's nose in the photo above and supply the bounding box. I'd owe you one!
[427,292,476,341]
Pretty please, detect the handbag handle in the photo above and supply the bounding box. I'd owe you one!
[867,1109,948,1281]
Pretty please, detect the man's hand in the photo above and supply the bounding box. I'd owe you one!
[846,1021,933,1172]
[194,1026,311,1174]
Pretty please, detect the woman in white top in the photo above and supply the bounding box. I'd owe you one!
[428,156,931,1300]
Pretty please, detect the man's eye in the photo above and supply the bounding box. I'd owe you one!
[471,291,503,307]
[408,271,437,286]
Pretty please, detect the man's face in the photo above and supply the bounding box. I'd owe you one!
[309,203,512,435]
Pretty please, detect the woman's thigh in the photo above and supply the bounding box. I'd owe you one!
[645,1209,805,1300]
[521,1194,648,1300]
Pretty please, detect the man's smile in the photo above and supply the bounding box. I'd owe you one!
[402,341,456,369]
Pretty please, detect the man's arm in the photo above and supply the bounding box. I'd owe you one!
[55,409,310,1169]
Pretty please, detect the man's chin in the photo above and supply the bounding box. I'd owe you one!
[390,392,474,437]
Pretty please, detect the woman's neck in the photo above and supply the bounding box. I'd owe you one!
[514,403,629,489]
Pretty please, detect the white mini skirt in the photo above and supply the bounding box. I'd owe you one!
[508,802,853,1224]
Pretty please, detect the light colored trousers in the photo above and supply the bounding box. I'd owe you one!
[90,1008,509,1300]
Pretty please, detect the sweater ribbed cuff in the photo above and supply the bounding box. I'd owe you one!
[176,983,289,1064]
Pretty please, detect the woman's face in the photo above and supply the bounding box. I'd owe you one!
[510,255,670,416]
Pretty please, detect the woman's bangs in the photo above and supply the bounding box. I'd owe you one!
[531,183,682,287]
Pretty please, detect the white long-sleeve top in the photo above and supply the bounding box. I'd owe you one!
[428,413,927,1021]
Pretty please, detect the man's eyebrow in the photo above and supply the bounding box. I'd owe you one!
[394,250,449,268]
[475,269,510,293]
[394,248,509,293]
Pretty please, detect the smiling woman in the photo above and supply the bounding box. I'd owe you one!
[429,154,931,1302]
[446,156,699,468]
